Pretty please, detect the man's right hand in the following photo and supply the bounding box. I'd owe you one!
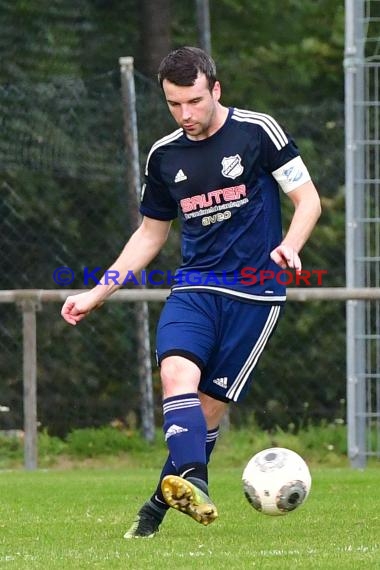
[61,291,103,326]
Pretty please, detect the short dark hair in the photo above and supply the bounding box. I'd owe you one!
[157,46,217,91]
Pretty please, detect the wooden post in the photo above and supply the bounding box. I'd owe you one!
[119,57,155,442]
[19,299,39,470]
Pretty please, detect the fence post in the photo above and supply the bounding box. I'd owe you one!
[119,57,155,442]
[196,0,212,54]
[18,299,40,470]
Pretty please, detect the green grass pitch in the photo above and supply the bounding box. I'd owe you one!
[0,467,379,569]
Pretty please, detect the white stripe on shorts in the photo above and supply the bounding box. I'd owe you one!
[226,305,281,402]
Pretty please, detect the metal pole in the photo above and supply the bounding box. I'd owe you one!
[119,57,155,442]
[20,300,39,470]
[196,0,212,54]
[344,0,366,468]
[344,0,358,467]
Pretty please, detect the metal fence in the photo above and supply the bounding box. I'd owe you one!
[344,0,380,468]
[2,288,380,470]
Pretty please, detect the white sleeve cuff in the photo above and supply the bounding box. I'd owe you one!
[272,156,311,193]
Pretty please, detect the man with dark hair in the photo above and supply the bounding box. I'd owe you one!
[157,46,217,90]
[61,46,321,538]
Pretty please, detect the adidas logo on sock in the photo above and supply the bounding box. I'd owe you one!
[165,424,189,441]
[212,376,228,389]
[174,169,187,183]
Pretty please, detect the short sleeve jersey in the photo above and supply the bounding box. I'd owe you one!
[140,107,309,303]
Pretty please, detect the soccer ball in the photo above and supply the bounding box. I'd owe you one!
[242,447,312,516]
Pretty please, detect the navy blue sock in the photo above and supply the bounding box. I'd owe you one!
[150,455,174,511]
[206,426,219,463]
[150,426,219,510]
[163,393,207,480]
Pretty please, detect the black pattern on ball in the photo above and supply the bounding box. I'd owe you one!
[243,481,262,511]
[276,480,307,511]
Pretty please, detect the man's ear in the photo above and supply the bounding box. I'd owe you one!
[212,81,221,100]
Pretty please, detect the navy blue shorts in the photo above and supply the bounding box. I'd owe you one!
[156,291,283,403]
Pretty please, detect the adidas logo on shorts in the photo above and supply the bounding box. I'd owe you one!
[212,377,228,389]
[165,424,189,440]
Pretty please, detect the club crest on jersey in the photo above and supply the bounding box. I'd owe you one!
[221,154,244,179]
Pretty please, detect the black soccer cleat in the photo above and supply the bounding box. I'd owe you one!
[124,504,161,539]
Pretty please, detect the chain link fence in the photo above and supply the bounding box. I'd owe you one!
[0,69,347,438]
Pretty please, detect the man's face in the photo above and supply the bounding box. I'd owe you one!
[162,73,221,140]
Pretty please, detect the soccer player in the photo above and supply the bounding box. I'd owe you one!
[61,47,321,538]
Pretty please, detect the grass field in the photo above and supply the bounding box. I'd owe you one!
[0,466,379,569]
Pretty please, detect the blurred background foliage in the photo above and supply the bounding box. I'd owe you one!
[0,0,346,437]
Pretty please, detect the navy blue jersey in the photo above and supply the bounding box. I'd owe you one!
[140,107,309,303]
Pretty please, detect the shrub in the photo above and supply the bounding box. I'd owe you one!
[65,426,150,458]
